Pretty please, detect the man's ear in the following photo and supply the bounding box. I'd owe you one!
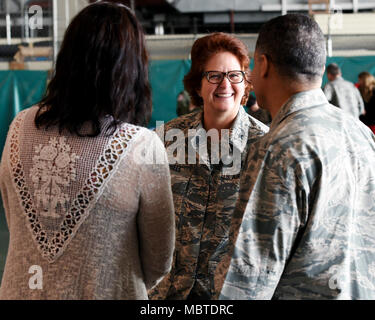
[259,54,269,78]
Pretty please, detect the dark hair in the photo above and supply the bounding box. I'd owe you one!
[246,94,257,108]
[35,2,151,136]
[326,63,341,77]
[184,32,251,107]
[256,13,326,81]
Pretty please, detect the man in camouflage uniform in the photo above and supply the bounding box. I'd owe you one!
[150,106,268,300]
[323,63,365,119]
[217,14,375,299]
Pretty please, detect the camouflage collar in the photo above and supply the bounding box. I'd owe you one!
[186,109,205,131]
[270,88,328,131]
[191,106,250,152]
[229,106,251,153]
[188,106,250,168]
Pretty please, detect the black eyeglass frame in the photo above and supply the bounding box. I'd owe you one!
[202,70,247,84]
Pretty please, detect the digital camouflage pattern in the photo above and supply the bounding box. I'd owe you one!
[149,106,268,300]
[246,107,272,126]
[323,77,365,118]
[216,89,375,300]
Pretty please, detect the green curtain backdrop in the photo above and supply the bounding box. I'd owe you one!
[324,56,375,85]
[149,59,191,128]
[0,71,48,158]
[1,56,375,283]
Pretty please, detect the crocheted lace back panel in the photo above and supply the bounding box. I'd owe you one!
[9,107,142,263]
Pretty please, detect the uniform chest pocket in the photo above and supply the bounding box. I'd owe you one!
[174,165,213,242]
[214,174,240,238]
[169,164,189,237]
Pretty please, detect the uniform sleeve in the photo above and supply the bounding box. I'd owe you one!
[219,146,311,300]
[137,132,175,290]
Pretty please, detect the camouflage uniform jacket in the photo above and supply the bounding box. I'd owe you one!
[149,106,269,299]
[323,77,365,118]
[217,89,375,300]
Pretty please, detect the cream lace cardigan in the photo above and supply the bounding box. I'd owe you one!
[0,106,175,300]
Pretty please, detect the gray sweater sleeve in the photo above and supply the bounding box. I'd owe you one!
[0,131,11,227]
[137,131,175,290]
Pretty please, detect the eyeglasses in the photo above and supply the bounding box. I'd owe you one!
[202,70,245,84]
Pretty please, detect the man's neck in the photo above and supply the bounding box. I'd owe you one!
[267,83,321,119]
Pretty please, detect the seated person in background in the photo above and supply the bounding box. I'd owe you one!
[323,63,365,119]
[149,32,269,300]
[0,2,175,300]
[358,71,375,134]
[217,13,375,300]
[245,93,272,126]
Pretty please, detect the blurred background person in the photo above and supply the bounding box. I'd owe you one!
[176,90,200,116]
[176,90,191,116]
[0,2,175,300]
[358,71,375,134]
[150,32,268,300]
[323,63,365,119]
[245,93,272,126]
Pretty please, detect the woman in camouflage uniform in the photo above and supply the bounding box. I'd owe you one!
[150,32,268,300]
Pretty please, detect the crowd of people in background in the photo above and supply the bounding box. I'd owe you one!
[1,1,375,301]
[322,64,375,134]
[177,59,375,134]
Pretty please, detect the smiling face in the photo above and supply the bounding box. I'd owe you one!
[199,51,245,119]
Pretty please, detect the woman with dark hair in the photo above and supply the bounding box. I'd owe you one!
[150,33,269,300]
[358,71,375,134]
[0,2,175,300]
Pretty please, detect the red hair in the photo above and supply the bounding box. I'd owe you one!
[184,32,251,107]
